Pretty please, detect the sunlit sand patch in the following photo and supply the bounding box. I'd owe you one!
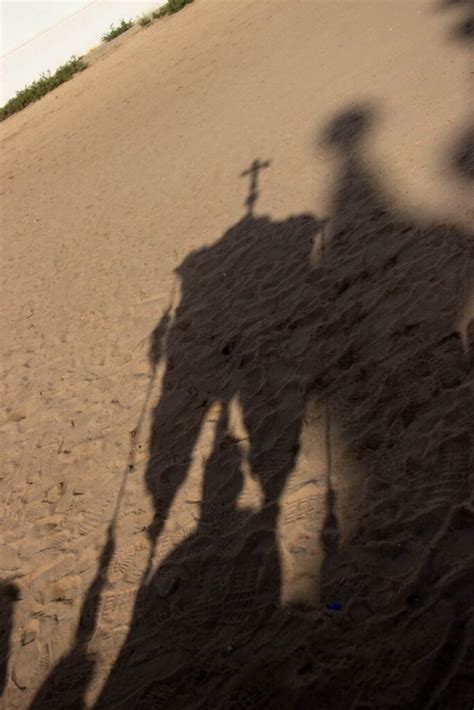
[309,220,329,268]
[228,396,264,514]
[457,288,474,354]
[278,400,363,608]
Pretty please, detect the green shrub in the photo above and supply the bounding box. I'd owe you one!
[167,0,193,13]
[0,56,86,121]
[0,0,194,121]
[152,7,168,19]
[152,0,193,19]
[101,19,133,42]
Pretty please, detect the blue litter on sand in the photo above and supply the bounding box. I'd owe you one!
[327,602,342,611]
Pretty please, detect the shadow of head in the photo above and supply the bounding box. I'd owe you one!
[319,103,379,153]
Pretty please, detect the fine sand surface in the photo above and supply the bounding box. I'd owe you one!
[1,0,473,708]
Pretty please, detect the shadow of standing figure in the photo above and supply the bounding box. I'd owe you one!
[95,162,327,708]
[96,405,290,709]
[97,107,473,708]
[29,526,115,709]
[143,160,326,552]
[291,105,474,710]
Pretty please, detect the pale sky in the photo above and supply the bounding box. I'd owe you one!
[1,0,164,104]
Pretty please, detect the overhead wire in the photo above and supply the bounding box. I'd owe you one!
[1,0,103,59]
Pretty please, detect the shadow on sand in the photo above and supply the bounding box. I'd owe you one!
[1,582,19,699]
[31,100,473,709]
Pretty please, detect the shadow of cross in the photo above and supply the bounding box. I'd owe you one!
[240,158,271,216]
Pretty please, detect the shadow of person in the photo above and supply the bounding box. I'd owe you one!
[29,525,115,709]
[142,161,326,556]
[97,107,472,708]
[94,165,327,708]
[293,105,474,710]
[96,404,289,708]
[0,581,19,698]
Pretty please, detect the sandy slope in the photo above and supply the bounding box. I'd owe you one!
[1,1,473,708]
